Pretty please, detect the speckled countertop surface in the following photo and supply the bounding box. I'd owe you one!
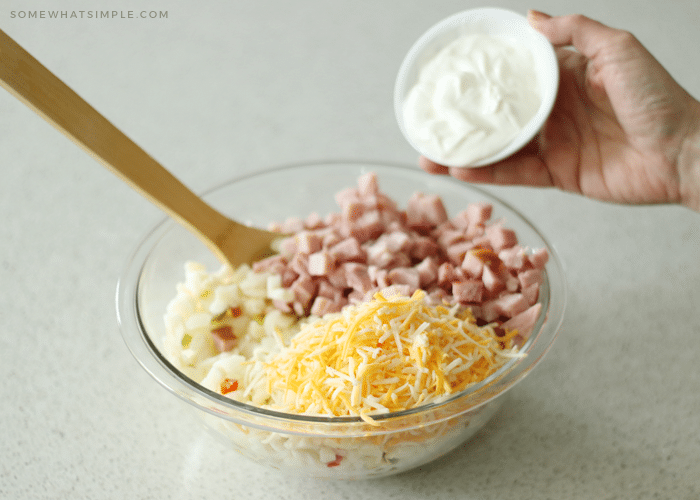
[1,1,699,499]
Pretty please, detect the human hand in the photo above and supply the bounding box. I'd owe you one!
[419,12,700,211]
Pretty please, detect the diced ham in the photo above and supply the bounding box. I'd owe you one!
[384,231,411,252]
[486,225,518,252]
[308,250,335,276]
[368,266,390,288]
[304,212,325,230]
[466,202,493,226]
[357,171,379,196]
[211,325,237,352]
[342,200,365,223]
[387,267,421,292]
[290,274,317,311]
[461,251,484,278]
[410,236,440,261]
[281,216,305,233]
[414,257,438,288]
[289,253,310,276]
[481,293,530,322]
[501,304,542,343]
[343,262,374,294]
[329,237,365,263]
[259,173,547,332]
[436,228,466,248]
[499,246,527,270]
[450,210,470,229]
[252,254,287,275]
[295,231,323,254]
[281,268,298,288]
[522,283,541,305]
[452,280,484,303]
[344,210,384,243]
[310,295,345,317]
[528,248,549,269]
[334,187,360,209]
[438,262,464,289]
[518,269,544,289]
[446,240,475,265]
[481,265,505,295]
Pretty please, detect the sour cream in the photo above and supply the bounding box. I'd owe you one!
[402,33,541,166]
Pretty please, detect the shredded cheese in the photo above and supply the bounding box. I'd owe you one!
[265,290,523,422]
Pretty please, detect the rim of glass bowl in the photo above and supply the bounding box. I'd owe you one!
[116,160,566,437]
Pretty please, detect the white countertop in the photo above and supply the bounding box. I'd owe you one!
[2,1,699,498]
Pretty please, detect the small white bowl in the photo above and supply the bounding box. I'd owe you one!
[394,8,559,168]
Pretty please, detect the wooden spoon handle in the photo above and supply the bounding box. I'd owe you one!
[0,29,233,250]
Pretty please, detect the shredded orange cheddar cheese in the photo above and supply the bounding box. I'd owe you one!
[265,290,523,423]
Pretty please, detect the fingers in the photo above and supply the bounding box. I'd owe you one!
[418,155,553,187]
[528,11,626,60]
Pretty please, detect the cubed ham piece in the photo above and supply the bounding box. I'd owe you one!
[384,231,411,252]
[329,237,365,262]
[281,268,298,288]
[436,228,466,248]
[446,240,475,265]
[414,257,438,288]
[295,231,323,254]
[334,187,360,209]
[289,253,310,276]
[452,280,485,303]
[486,225,518,252]
[466,202,493,226]
[387,267,421,292]
[461,251,484,278]
[211,325,237,352]
[438,262,464,289]
[522,283,541,305]
[290,274,317,311]
[528,247,549,269]
[406,192,449,229]
[368,265,390,288]
[304,212,325,230]
[252,254,287,275]
[281,216,305,233]
[308,250,336,276]
[310,295,345,317]
[499,246,527,270]
[450,210,470,229]
[357,172,379,196]
[342,200,365,223]
[410,236,440,261]
[481,265,506,295]
[343,262,374,294]
[500,304,542,343]
[518,269,544,289]
[481,293,530,322]
[344,210,384,243]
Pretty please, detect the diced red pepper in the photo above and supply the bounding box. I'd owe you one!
[211,325,235,340]
[327,454,343,467]
[220,378,239,395]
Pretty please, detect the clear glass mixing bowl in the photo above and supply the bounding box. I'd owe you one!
[116,161,566,479]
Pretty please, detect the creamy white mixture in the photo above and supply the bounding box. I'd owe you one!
[403,33,541,166]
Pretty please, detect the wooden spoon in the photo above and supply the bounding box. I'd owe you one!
[0,29,282,268]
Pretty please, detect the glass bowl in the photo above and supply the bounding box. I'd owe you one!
[116,161,566,479]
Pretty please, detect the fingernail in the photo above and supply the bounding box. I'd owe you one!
[527,10,551,28]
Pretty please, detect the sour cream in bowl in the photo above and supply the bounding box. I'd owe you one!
[395,8,559,168]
